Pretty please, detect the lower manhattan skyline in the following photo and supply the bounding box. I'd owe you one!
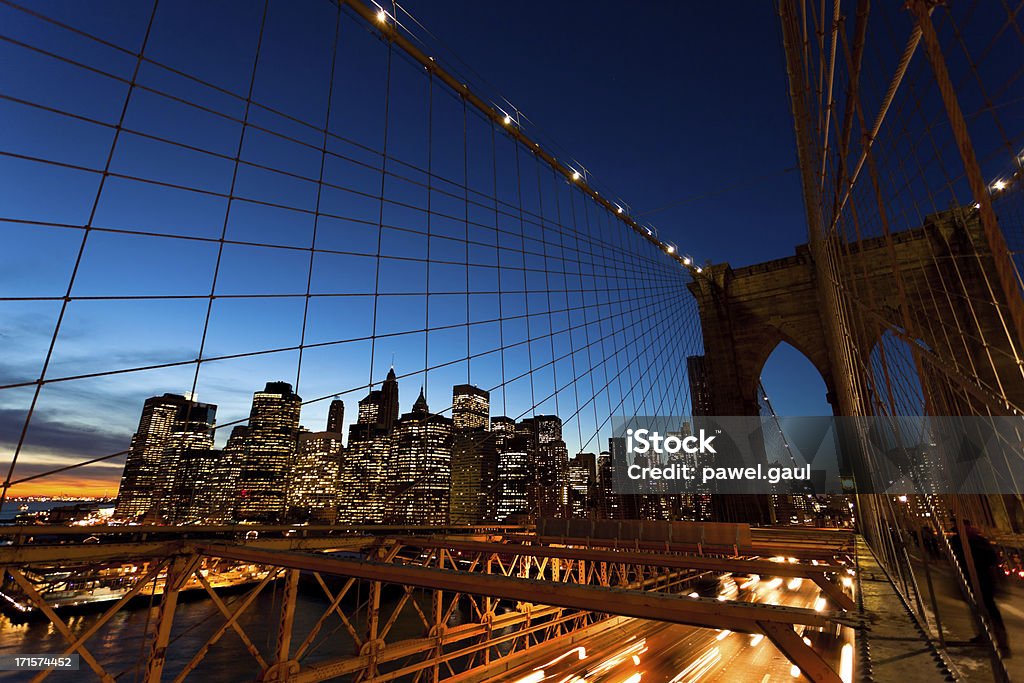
[110,368,625,526]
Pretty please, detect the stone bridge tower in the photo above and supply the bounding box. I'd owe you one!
[688,209,1024,419]
[688,209,1024,531]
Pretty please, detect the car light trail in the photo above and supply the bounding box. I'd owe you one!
[540,647,587,667]
[669,647,722,683]
[840,642,854,682]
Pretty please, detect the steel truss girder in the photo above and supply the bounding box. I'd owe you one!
[1,532,857,683]
[0,541,181,565]
[0,523,523,538]
[190,543,849,682]
[196,543,851,631]
[760,620,843,683]
[516,533,854,561]
[387,536,856,611]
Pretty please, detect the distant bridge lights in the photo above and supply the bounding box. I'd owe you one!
[571,170,581,181]
[503,113,512,125]
[992,179,1007,192]
[376,8,388,23]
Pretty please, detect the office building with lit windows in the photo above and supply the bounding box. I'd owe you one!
[234,381,302,522]
[490,416,529,520]
[205,425,247,523]
[388,389,453,525]
[450,431,498,524]
[115,393,216,520]
[353,367,400,435]
[289,430,343,523]
[338,435,389,524]
[522,415,570,518]
[449,385,498,524]
[326,399,345,434]
[569,452,600,518]
[167,448,222,523]
[452,383,490,431]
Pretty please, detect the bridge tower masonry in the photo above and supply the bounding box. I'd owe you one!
[689,210,1024,532]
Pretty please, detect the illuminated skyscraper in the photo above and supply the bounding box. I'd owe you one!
[389,389,452,525]
[337,436,389,524]
[235,381,302,522]
[356,394,380,426]
[115,393,216,519]
[449,384,497,524]
[353,367,400,435]
[596,451,622,519]
[206,425,247,523]
[568,452,599,518]
[167,448,222,523]
[341,372,400,524]
[289,430,342,523]
[450,431,498,524]
[526,415,569,518]
[496,432,531,521]
[688,355,712,416]
[452,384,490,430]
[491,416,516,441]
[491,416,530,520]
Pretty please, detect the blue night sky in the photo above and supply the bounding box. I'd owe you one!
[0,0,832,496]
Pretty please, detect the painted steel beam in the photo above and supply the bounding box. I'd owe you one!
[390,536,847,577]
[516,534,850,561]
[0,523,523,538]
[759,620,843,683]
[0,541,180,565]
[390,537,856,611]
[0,536,375,567]
[196,543,853,632]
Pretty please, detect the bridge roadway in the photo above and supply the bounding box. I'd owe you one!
[471,577,846,683]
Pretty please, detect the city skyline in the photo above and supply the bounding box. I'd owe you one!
[13,358,649,500]
[112,368,603,526]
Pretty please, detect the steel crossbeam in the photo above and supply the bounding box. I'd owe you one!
[197,543,849,631]
[386,536,856,610]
